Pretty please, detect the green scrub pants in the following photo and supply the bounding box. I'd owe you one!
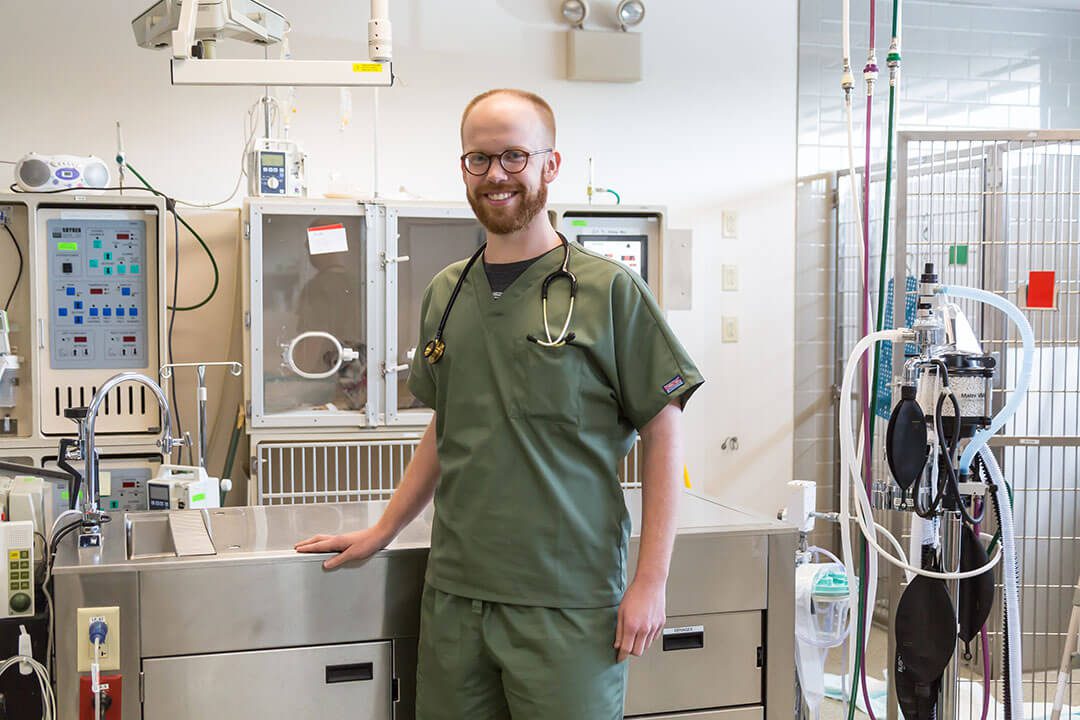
[415,584,628,719]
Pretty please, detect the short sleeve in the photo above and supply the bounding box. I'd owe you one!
[407,283,438,409]
[611,271,704,430]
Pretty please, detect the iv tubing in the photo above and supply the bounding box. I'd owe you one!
[939,285,1035,472]
[978,444,1024,720]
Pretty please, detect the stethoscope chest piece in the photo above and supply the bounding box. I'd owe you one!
[424,339,446,365]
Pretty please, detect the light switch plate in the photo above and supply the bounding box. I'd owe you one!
[721,265,739,291]
[722,210,738,238]
[722,316,739,343]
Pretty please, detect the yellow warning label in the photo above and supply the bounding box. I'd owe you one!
[352,63,384,73]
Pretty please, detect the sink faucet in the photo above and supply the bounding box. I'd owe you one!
[79,372,185,547]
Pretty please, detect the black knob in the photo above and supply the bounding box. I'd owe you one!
[64,406,89,420]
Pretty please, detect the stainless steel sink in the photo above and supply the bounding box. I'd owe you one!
[126,513,177,560]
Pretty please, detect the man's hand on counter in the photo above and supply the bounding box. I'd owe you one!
[294,525,393,570]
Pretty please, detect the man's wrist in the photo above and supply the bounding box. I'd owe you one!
[631,569,669,589]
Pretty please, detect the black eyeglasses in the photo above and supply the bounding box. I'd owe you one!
[460,148,552,176]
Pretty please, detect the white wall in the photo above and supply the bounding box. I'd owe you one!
[0,0,798,516]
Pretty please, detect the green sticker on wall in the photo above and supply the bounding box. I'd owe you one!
[571,220,588,227]
[949,245,969,265]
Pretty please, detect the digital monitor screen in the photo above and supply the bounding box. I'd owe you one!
[577,235,648,281]
[261,152,286,168]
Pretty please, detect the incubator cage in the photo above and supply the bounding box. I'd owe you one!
[803,131,1080,720]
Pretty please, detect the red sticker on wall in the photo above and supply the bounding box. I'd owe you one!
[1026,271,1056,309]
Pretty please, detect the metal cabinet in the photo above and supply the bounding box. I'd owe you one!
[626,611,763,716]
[142,641,393,719]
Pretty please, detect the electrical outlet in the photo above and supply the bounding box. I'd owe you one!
[721,265,739,291]
[722,210,738,238]
[722,316,739,343]
[76,606,120,672]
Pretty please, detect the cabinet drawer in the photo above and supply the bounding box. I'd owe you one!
[143,641,392,719]
[626,611,762,716]
[628,707,764,720]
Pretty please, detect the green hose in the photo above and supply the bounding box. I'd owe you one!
[124,163,220,311]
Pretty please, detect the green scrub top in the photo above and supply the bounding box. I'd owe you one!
[408,241,703,609]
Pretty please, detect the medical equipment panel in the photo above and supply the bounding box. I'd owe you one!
[386,205,484,423]
[244,199,374,429]
[45,218,149,370]
[0,520,34,618]
[34,202,165,436]
[550,205,692,309]
[246,138,306,197]
[43,456,155,514]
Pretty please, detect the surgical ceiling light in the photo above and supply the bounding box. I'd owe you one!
[615,0,645,31]
[560,0,589,29]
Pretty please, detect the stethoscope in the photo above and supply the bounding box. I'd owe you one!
[423,233,577,365]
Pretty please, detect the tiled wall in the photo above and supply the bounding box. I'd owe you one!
[799,0,1080,176]
[794,0,1080,542]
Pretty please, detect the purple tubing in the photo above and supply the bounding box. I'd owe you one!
[859,0,878,716]
[981,624,992,720]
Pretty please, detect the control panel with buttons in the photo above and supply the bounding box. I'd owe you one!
[47,218,148,369]
[1,521,34,618]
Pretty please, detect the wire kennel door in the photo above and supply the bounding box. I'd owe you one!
[896,131,1080,720]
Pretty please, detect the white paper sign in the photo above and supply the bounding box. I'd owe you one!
[307,223,349,256]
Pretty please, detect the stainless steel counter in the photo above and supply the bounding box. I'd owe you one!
[53,490,795,719]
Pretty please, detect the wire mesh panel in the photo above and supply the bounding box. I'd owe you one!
[896,131,1080,719]
[256,438,645,504]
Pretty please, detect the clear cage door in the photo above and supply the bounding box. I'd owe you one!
[257,211,367,423]
[394,216,484,414]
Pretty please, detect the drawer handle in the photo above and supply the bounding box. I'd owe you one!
[662,631,704,651]
[326,662,374,684]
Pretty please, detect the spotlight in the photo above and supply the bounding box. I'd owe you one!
[561,0,590,28]
[615,0,645,31]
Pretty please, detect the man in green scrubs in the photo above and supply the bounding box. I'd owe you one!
[297,89,703,719]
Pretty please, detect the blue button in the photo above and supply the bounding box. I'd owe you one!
[121,287,131,297]
[74,301,83,310]
[103,308,112,317]
[74,315,83,325]
[58,307,68,317]
[66,287,75,296]
[89,308,99,317]
[130,307,138,317]
[116,308,124,317]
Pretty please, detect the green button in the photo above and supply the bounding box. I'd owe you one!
[93,239,102,249]
[89,259,99,268]
[131,264,140,274]
[104,267,113,276]
[19,582,29,591]
[19,561,28,569]
[9,582,17,591]
[110,500,120,509]
[117,265,127,275]
[10,593,29,613]
[19,571,28,580]
[104,252,113,261]
[19,551,27,559]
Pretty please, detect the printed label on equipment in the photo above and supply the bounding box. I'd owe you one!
[307,224,349,256]
[663,625,704,635]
